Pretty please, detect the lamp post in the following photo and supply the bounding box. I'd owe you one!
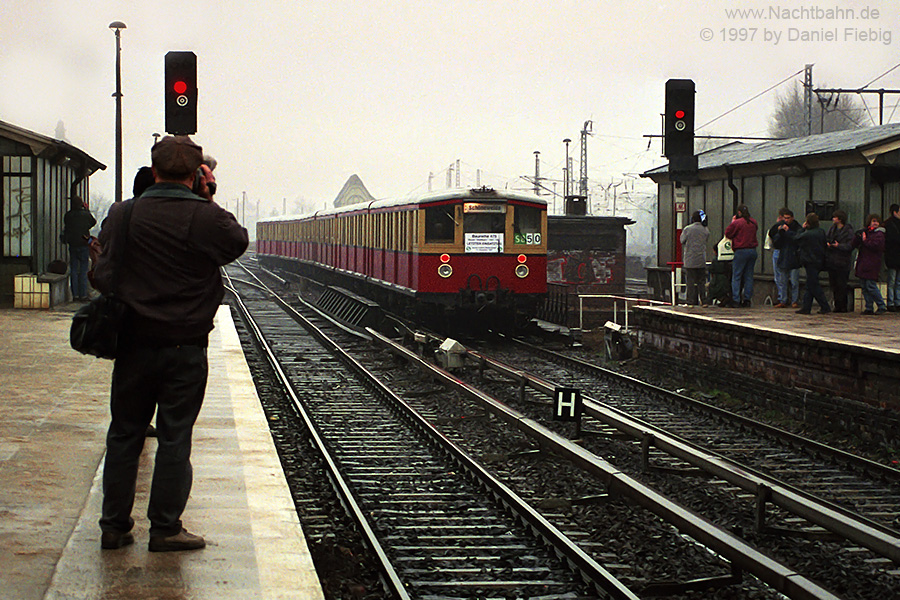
[110,21,126,203]
[563,138,571,200]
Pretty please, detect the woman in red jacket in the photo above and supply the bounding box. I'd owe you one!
[725,204,759,308]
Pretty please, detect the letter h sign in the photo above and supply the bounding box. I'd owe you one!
[553,388,582,422]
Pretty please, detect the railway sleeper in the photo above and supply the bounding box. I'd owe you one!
[640,561,743,597]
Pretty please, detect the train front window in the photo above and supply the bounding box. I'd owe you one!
[463,203,506,234]
[425,205,456,243]
[513,205,542,245]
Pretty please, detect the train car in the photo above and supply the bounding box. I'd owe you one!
[257,187,547,328]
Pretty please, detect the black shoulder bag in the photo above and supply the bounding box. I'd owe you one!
[70,200,135,360]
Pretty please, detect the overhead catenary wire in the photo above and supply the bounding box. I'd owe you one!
[697,69,805,131]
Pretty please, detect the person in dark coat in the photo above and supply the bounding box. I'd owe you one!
[884,203,900,311]
[792,213,830,314]
[825,209,854,313]
[768,208,801,308]
[93,136,248,552]
[62,198,97,302]
[852,214,887,314]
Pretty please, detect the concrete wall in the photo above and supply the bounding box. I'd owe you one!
[632,307,900,442]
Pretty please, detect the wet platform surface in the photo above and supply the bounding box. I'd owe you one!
[645,303,900,356]
[0,305,323,600]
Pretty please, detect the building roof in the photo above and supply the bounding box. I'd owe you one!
[643,122,900,180]
[333,174,375,208]
[0,119,106,175]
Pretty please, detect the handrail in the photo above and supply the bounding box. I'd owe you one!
[576,294,668,332]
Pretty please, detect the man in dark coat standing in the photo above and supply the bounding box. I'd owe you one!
[792,213,830,314]
[884,204,900,311]
[62,198,97,301]
[93,136,248,552]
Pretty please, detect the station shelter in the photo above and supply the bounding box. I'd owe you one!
[0,120,105,306]
[641,122,900,303]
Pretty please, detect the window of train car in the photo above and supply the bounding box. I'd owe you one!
[424,205,456,243]
[512,205,543,246]
[463,206,506,234]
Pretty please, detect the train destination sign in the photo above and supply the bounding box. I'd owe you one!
[463,203,505,213]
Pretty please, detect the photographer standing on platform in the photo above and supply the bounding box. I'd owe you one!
[93,135,248,552]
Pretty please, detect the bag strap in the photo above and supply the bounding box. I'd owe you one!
[109,199,136,295]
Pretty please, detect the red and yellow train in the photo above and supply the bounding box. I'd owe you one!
[256,187,547,326]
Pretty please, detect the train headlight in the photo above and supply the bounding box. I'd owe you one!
[438,263,453,278]
[515,264,529,278]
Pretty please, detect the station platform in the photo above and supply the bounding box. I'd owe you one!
[631,304,900,435]
[0,305,324,600]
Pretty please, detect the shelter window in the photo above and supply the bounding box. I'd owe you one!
[424,205,455,243]
[3,156,33,257]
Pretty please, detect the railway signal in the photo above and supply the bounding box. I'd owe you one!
[665,78,698,182]
[165,51,197,135]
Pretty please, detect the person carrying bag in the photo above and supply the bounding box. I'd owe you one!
[69,200,135,359]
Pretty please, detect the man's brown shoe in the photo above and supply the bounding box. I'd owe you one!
[101,531,134,550]
[773,303,786,308]
[148,528,206,552]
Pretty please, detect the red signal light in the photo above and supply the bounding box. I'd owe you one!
[440,253,450,263]
[173,81,188,94]
[517,254,527,263]
[675,109,685,119]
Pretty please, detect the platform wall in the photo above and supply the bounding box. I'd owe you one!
[632,307,900,437]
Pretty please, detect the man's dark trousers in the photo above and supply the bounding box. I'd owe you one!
[99,341,208,537]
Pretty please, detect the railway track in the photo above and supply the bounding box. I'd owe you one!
[225,263,626,599]
[224,258,887,599]
[477,338,900,543]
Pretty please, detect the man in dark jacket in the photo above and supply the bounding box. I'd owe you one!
[62,198,97,301]
[768,208,801,308]
[825,210,854,312]
[884,203,900,311]
[93,135,248,552]
[792,213,830,314]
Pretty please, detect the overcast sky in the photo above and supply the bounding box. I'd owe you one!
[2,0,899,222]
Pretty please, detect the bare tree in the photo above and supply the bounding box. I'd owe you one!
[769,83,867,139]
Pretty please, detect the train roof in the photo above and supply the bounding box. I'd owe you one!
[259,187,547,224]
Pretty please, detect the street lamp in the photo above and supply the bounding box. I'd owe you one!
[563,138,571,199]
[109,21,126,203]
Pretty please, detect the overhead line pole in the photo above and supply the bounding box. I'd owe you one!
[813,87,900,125]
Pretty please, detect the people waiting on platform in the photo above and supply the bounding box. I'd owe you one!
[793,213,830,314]
[61,198,97,302]
[852,214,888,315]
[884,203,900,312]
[825,210,854,313]
[768,208,801,308]
[680,210,710,306]
[725,204,759,308]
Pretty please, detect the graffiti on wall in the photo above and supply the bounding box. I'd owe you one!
[547,250,615,285]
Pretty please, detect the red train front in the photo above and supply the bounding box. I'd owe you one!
[257,187,547,327]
